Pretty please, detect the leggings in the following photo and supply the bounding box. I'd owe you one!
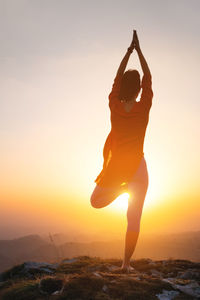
[90,157,149,232]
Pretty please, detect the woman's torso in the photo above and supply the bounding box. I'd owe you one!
[110,100,150,158]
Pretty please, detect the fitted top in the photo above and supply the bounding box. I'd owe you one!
[94,72,153,188]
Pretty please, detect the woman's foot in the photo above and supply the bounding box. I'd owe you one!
[120,264,135,273]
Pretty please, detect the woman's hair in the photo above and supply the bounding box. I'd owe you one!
[119,69,141,102]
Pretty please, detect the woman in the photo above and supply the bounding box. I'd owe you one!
[90,30,153,273]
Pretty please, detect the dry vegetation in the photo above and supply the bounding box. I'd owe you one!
[0,256,199,299]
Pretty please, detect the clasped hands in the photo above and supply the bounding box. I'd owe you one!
[128,30,140,52]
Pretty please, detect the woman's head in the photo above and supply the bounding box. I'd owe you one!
[119,69,141,102]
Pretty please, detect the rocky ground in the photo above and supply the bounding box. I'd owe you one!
[0,256,199,299]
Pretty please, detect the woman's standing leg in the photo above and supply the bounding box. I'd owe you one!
[121,158,149,271]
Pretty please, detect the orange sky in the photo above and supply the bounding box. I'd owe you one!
[0,0,200,239]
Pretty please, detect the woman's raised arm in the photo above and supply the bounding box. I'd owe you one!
[108,31,135,106]
[133,31,151,77]
[115,30,135,77]
[116,49,132,77]
[133,31,153,108]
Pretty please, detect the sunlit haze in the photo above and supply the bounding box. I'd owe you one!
[1,0,200,240]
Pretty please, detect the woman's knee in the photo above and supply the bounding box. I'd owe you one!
[90,186,108,208]
[90,192,101,208]
[90,185,117,209]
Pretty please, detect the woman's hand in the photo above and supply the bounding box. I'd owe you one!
[128,30,135,52]
[133,30,140,51]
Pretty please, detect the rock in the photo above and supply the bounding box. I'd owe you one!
[149,261,157,266]
[175,282,200,298]
[163,278,200,298]
[151,269,163,277]
[178,269,200,280]
[0,261,59,281]
[24,261,58,270]
[52,290,62,295]
[93,272,102,278]
[86,264,103,272]
[156,289,180,300]
[24,261,57,269]
[107,265,119,271]
[174,278,192,285]
[140,258,153,264]
[39,276,64,295]
[166,272,174,277]
[146,258,153,263]
[135,276,141,280]
[102,284,108,292]
[21,261,58,278]
[62,258,78,264]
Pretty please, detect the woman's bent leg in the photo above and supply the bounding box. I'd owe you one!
[90,184,123,209]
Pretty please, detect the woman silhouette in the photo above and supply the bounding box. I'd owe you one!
[90,30,153,273]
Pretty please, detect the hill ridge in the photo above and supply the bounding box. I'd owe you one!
[0,255,200,299]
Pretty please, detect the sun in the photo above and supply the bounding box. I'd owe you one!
[109,192,130,211]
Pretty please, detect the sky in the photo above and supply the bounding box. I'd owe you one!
[0,0,200,240]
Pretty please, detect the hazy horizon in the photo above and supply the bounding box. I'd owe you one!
[0,230,199,274]
[1,0,200,240]
[0,227,200,242]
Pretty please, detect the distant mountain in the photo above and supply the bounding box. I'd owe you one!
[0,234,49,271]
[0,254,14,273]
[0,231,199,273]
[135,231,200,262]
[0,234,47,256]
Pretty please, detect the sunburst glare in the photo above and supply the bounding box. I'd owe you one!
[109,192,130,211]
